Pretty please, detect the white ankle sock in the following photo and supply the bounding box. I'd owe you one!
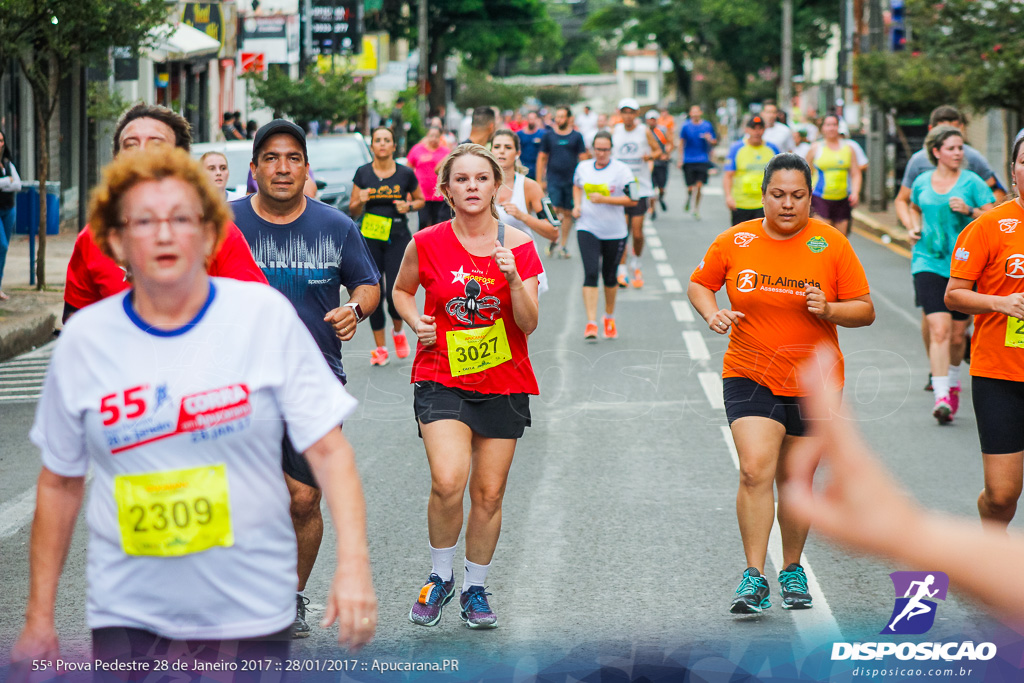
[948,364,961,386]
[430,543,457,582]
[932,376,951,401]
[463,559,490,592]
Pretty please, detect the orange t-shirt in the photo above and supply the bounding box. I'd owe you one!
[950,200,1024,381]
[690,218,871,396]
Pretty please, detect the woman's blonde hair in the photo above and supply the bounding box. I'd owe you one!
[436,143,505,219]
[89,146,231,263]
[924,125,963,167]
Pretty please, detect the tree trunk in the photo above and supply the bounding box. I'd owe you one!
[427,38,446,116]
[35,104,47,290]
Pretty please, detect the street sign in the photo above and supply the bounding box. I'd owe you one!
[240,52,266,74]
[310,0,361,56]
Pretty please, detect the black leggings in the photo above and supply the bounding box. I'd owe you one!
[578,230,627,288]
[365,221,412,331]
[92,626,290,682]
[418,201,452,231]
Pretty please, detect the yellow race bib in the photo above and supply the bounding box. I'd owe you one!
[1006,316,1024,348]
[114,465,233,557]
[446,318,513,377]
[583,183,610,197]
[361,213,393,241]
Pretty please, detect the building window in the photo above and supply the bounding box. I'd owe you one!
[634,79,649,98]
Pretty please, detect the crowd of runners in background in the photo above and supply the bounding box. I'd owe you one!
[11,92,1024,679]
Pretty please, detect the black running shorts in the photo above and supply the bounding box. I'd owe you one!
[414,380,531,439]
[914,271,969,320]
[723,376,807,437]
[972,375,1024,454]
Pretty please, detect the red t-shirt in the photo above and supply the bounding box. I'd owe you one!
[411,221,542,394]
[950,200,1024,382]
[691,218,871,396]
[64,222,268,310]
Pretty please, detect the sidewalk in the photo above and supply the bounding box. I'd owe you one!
[0,230,75,362]
[851,203,912,255]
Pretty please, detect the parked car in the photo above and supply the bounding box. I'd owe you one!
[190,139,254,196]
[191,133,371,216]
[305,133,371,215]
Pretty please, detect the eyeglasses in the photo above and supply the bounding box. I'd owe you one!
[593,147,613,152]
[121,213,203,235]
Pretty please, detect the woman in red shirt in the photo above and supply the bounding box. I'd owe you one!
[392,143,541,630]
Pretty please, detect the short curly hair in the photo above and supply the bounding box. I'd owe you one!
[113,103,192,155]
[88,147,230,264]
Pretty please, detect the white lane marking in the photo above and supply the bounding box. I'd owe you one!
[0,488,36,539]
[0,395,42,401]
[657,263,675,278]
[647,236,663,248]
[663,278,683,293]
[0,381,46,388]
[767,523,844,649]
[0,360,50,368]
[698,372,724,409]
[0,373,47,379]
[719,425,739,470]
[701,186,724,196]
[671,300,695,323]
[870,289,919,329]
[683,331,710,362]
[643,226,658,237]
[651,248,668,262]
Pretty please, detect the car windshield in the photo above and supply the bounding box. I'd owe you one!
[307,137,370,171]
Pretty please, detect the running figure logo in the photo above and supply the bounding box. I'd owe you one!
[736,269,758,292]
[881,571,949,635]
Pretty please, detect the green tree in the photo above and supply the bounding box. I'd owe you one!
[453,68,531,112]
[366,0,556,112]
[246,66,366,127]
[0,0,167,289]
[567,52,600,75]
[905,0,1024,124]
[587,0,833,107]
[854,51,964,118]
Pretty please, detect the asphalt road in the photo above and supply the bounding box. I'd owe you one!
[0,172,1019,682]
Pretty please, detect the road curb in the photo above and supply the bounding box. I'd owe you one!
[851,209,912,253]
[0,312,57,363]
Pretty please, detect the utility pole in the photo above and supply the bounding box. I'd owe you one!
[418,0,428,123]
[867,0,886,211]
[780,0,793,115]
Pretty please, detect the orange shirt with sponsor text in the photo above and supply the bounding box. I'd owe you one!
[690,218,871,396]
[950,200,1024,382]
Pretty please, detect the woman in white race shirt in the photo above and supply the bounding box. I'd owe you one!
[491,129,557,294]
[572,130,637,340]
[12,148,376,675]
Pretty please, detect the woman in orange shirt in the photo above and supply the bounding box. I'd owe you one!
[946,133,1024,529]
[688,153,875,616]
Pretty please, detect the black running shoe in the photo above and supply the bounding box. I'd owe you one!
[659,196,667,212]
[292,594,312,638]
[730,567,772,614]
[924,373,932,391]
[778,563,813,609]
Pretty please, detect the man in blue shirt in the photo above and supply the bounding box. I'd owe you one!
[233,119,380,638]
[516,110,546,179]
[537,106,588,258]
[677,104,717,219]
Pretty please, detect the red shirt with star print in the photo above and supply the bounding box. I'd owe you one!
[410,220,542,394]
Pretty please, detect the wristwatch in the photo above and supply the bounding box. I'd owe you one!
[344,301,364,322]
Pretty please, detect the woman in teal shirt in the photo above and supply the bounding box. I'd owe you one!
[910,126,995,424]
